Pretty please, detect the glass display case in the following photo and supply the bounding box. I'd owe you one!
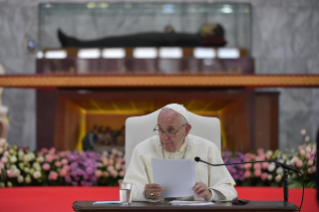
[38,2,252,53]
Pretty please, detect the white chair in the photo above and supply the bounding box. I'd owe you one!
[125,109,221,168]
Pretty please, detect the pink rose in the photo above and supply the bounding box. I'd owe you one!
[0,162,4,169]
[102,171,109,177]
[0,147,3,154]
[107,165,114,172]
[59,151,67,158]
[116,158,122,164]
[48,171,58,180]
[61,158,68,165]
[256,155,265,161]
[4,151,9,157]
[111,170,118,177]
[296,160,303,168]
[7,169,15,178]
[244,163,252,170]
[261,173,268,181]
[244,153,251,161]
[42,163,51,171]
[59,169,68,177]
[48,147,56,155]
[0,139,6,147]
[119,171,125,177]
[308,160,314,166]
[250,154,256,160]
[300,150,305,156]
[55,161,62,168]
[254,163,261,170]
[1,156,8,164]
[45,154,53,163]
[108,159,114,166]
[115,163,121,170]
[305,152,311,159]
[262,162,269,169]
[257,148,265,156]
[40,147,48,153]
[102,158,108,166]
[254,169,261,177]
[95,170,102,178]
[244,170,251,178]
[62,165,70,172]
[308,168,313,174]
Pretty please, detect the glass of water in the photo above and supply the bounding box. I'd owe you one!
[119,182,132,204]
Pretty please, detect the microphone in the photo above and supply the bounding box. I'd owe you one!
[194,156,301,174]
[194,156,304,212]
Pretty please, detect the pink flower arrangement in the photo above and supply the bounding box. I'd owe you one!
[254,169,261,177]
[42,163,50,171]
[244,170,251,178]
[0,132,315,188]
[261,173,268,181]
[48,171,58,181]
[45,154,53,163]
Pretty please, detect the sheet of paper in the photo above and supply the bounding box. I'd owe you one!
[93,201,121,204]
[170,200,214,206]
[152,158,195,198]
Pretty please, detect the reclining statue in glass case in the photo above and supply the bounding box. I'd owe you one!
[58,24,227,48]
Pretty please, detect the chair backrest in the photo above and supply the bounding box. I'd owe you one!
[125,109,221,168]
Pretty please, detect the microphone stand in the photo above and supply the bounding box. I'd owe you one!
[194,157,302,203]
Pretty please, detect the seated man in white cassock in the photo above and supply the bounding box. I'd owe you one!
[123,103,237,202]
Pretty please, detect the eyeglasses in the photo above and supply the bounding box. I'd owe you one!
[153,124,186,137]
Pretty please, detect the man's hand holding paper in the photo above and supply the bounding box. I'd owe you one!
[144,183,164,200]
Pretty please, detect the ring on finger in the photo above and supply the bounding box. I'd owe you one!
[150,193,155,196]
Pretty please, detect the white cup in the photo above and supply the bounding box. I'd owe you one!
[119,182,133,204]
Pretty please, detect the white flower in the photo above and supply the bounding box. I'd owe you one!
[36,156,44,163]
[24,167,30,173]
[33,171,41,179]
[18,150,24,157]
[29,168,35,175]
[275,175,282,183]
[17,175,24,183]
[268,163,276,172]
[306,146,311,152]
[14,169,21,177]
[267,174,273,181]
[10,155,17,163]
[0,147,3,154]
[300,129,306,136]
[24,153,35,163]
[305,136,310,142]
[33,162,41,171]
[276,167,283,174]
[25,175,31,184]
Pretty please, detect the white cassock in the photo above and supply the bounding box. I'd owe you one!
[123,134,237,202]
